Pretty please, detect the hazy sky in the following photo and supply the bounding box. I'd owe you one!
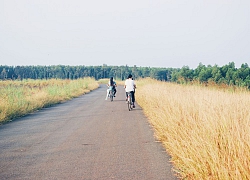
[1,0,249,68]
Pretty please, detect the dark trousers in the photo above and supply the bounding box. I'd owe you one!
[126,91,135,103]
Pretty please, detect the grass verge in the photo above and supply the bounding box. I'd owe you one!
[0,77,99,124]
[136,78,250,179]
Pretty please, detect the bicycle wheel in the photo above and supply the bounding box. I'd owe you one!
[130,95,133,110]
[110,90,113,102]
[127,93,132,111]
[127,99,130,111]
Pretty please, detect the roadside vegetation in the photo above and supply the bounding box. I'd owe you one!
[136,78,250,179]
[0,78,99,124]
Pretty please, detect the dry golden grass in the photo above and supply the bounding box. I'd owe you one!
[136,78,250,179]
[0,78,99,123]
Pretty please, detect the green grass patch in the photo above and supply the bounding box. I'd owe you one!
[0,78,99,124]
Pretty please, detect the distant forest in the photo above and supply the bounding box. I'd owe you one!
[0,62,250,89]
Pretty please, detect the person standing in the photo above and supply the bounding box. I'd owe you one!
[124,74,136,108]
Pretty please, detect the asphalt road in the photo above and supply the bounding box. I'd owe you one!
[0,85,177,180]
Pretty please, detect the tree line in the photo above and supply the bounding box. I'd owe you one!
[171,62,250,88]
[0,62,249,88]
[0,64,170,81]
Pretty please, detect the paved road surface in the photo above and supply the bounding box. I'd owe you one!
[0,85,177,180]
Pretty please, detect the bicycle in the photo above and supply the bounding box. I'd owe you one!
[127,92,133,111]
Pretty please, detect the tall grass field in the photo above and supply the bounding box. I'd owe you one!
[0,78,99,123]
[136,78,250,179]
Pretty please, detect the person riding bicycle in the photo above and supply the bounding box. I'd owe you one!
[105,77,117,100]
[124,74,136,108]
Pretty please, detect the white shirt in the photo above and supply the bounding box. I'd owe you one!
[125,78,135,92]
